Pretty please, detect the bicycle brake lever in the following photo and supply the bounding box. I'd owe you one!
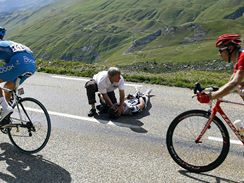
[194,82,204,94]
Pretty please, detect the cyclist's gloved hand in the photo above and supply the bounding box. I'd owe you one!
[197,93,210,103]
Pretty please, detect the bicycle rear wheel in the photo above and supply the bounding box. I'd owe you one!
[166,110,230,172]
[8,97,51,154]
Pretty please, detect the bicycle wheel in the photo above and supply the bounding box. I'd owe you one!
[166,110,230,173]
[8,97,51,154]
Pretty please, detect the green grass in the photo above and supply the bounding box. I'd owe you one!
[124,71,229,88]
[37,59,230,88]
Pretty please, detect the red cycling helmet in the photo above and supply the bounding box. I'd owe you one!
[216,34,241,47]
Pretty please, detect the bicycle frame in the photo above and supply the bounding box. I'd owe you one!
[1,73,33,127]
[195,99,244,145]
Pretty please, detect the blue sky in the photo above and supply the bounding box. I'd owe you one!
[0,0,55,12]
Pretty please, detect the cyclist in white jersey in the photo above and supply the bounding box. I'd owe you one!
[106,89,152,118]
[0,27,36,124]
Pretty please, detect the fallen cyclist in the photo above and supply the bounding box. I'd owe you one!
[98,89,152,119]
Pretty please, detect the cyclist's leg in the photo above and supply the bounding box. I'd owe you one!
[129,98,144,114]
[0,61,16,96]
[128,96,148,115]
[3,81,14,102]
[0,79,12,119]
[0,62,16,86]
[0,62,16,120]
[138,89,151,109]
[0,79,5,99]
[137,97,145,110]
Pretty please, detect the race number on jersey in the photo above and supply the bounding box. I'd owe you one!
[10,42,32,53]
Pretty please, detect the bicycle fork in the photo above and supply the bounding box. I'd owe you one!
[195,101,221,143]
[195,111,216,144]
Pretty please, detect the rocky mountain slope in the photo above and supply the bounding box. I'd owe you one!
[0,0,243,65]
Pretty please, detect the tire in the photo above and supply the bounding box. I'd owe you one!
[8,97,51,154]
[166,110,230,173]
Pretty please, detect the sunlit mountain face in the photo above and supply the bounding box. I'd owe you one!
[0,0,243,63]
[0,0,56,12]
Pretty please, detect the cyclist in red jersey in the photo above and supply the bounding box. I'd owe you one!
[198,34,244,103]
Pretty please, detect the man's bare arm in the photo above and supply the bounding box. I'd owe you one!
[102,93,114,107]
[119,90,125,106]
[211,70,244,99]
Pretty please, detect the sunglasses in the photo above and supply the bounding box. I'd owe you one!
[218,47,228,53]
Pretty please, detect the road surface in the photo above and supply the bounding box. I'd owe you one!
[0,72,243,182]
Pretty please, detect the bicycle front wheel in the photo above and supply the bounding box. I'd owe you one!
[8,97,51,154]
[166,110,230,173]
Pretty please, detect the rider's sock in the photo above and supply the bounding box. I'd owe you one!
[143,96,149,108]
[0,97,13,121]
[0,96,12,111]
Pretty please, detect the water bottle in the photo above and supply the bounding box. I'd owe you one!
[234,119,244,136]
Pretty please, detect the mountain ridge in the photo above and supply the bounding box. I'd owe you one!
[0,0,244,64]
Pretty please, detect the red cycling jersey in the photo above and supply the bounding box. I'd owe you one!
[234,49,244,73]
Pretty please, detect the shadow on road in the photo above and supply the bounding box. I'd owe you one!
[179,170,240,183]
[0,143,71,183]
[94,97,153,134]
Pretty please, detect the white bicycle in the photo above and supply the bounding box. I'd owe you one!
[0,72,51,154]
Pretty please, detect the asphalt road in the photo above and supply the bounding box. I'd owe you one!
[0,72,243,183]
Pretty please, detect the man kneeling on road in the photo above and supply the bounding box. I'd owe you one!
[85,67,125,117]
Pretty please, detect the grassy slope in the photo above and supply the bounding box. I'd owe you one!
[1,0,244,88]
[37,59,231,88]
[1,0,243,65]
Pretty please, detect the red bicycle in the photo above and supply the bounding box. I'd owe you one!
[166,83,244,173]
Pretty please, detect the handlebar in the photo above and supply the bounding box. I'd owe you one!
[193,82,219,94]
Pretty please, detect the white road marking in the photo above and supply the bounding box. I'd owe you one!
[52,75,88,82]
[25,107,144,129]
[208,136,243,145]
[51,75,143,87]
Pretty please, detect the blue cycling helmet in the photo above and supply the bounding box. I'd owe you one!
[0,27,6,39]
